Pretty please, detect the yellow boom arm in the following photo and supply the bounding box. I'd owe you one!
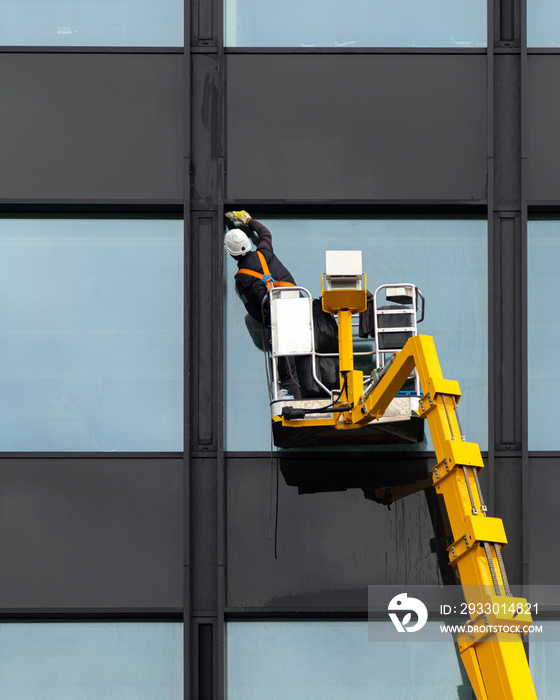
[282,332,537,699]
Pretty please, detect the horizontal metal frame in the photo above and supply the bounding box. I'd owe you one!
[527,48,560,54]
[225,610,560,619]
[225,609,369,618]
[0,201,488,215]
[0,201,183,213]
[0,47,183,54]
[0,39,552,56]
[527,203,560,211]
[0,201,488,216]
[225,47,488,55]
[0,610,183,620]
[222,202,488,215]
[225,450,489,460]
[0,452,183,459]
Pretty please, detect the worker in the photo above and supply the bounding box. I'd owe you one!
[224,210,297,323]
[224,210,301,400]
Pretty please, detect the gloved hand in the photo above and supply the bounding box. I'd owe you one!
[232,210,252,225]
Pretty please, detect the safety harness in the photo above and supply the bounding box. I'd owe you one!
[237,250,296,291]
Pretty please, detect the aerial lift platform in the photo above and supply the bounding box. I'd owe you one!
[265,251,537,700]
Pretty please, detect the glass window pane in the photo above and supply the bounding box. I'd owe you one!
[225,217,488,452]
[0,622,183,699]
[225,0,486,48]
[0,218,183,451]
[0,0,183,47]
[227,621,473,699]
[528,220,560,449]
[527,1,560,47]
[530,623,560,697]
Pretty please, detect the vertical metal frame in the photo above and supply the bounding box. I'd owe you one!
[186,0,226,694]
[486,0,526,585]
[519,0,530,589]
[183,0,193,692]
[490,0,524,454]
[487,1,495,487]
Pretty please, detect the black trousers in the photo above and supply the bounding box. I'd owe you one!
[278,357,301,399]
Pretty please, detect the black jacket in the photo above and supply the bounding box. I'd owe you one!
[234,219,296,323]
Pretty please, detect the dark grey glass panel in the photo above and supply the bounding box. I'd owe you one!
[528,2,560,47]
[0,0,182,46]
[0,623,183,698]
[0,458,183,608]
[227,457,441,607]
[0,219,183,451]
[0,54,183,201]
[225,0,486,48]
[226,55,487,202]
[527,58,560,202]
[528,221,560,450]
[227,622,473,698]
[527,458,560,585]
[225,218,488,452]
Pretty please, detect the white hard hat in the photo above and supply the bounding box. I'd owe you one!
[224,229,252,256]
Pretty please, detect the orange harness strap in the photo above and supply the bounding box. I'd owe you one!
[238,251,295,291]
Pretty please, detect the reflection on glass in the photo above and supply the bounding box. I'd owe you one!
[227,621,473,699]
[0,0,183,47]
[225,217,487,452]
[0,622,183,699]
[528,221,560,449]
[0,219,183,451]
[225,0,486,48]
[528,2,560,47]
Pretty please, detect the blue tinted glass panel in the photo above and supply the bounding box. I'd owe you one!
[225,0,486,48]
[0,218,183,451]
[227,621,473,699]
[530,624,560,697]
[528,221,560,449]
[225,217,487,452]
[528,2,560,47]
[0,0,182,47]
[0,622,183,699]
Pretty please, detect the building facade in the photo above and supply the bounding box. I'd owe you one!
[0,0,559,697]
